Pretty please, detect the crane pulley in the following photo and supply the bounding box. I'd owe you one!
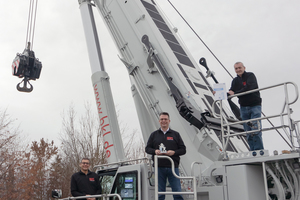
[11,0,42,92]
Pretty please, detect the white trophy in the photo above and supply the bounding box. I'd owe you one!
[159,143,167,153]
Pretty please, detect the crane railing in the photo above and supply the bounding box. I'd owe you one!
[93,157,150,171]
[57,193,122,200]
[211,82,300,157]
[154,155,197,200]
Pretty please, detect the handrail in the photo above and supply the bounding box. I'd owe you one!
[211,82,300,156]
[191,161,202,177]
[212,82,298,118]
[93,157,150,170]
[154,155,197,200]
[191,161,202,188]
[227,82,299,105]
[59,193,122,200]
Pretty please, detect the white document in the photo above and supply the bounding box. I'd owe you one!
[213,83,227,100]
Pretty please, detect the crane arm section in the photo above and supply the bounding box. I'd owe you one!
[88,0,249,175]
[79,0,125,163]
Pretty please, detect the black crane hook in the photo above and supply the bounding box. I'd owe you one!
[11,43,42,93]
[16,77,33,92]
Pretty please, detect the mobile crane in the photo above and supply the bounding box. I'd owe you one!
[55,0,300,199]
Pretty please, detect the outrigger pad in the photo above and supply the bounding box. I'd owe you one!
[12,49,42,80]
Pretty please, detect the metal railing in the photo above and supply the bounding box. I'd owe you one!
[154,155,197,200]
[93,157,150,171]
[59,193,122,200]
[211,82,300,157]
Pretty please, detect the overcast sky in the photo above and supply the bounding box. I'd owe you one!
[1,0,300,153]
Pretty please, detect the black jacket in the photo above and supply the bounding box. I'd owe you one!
[145,128,186,168]
[71,170,102,199]
[230,71,261,106]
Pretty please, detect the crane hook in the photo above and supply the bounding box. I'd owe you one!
[16,76,33,92]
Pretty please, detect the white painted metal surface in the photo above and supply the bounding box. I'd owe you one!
[79,1,125,164]
[76,0,300,199]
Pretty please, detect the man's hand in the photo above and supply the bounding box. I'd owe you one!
[165,150,175,156]
[228,90,234,95]
[155,149,175,156]
[155,149,162,155]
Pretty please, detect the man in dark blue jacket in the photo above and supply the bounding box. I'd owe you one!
[145,112,186,200]
[229,62,264,151]
[71,158,102,200]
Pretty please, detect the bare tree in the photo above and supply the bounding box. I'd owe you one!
[58,103,146,197]
[122,128,146,161]
[58,103,107,197]
[0,108,24,199]
[60,103,107,168]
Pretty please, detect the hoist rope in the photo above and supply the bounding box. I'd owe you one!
[25,0,39,50]
[166,0,233,79]
[166,0,293,149]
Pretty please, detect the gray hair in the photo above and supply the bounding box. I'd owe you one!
[234,62,245,67]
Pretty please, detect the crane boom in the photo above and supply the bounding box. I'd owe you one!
[79,0,125,164]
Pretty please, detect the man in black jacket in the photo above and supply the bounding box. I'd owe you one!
[145,112,186,200]
[71,158,102,200]
[229,62,264,151]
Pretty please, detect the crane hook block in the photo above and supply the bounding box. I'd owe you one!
[11,48,42,92]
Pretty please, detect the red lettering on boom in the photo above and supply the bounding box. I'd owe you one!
[104,141,114,149]
[103,131,111,136]
[101,124,109,132]
[100,116,107,126]
[106,150,111,158]
[94,84,103,114]
[104,141,114,158]
[94,84,114,159]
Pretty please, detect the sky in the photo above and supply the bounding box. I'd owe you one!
[1,0,300,153]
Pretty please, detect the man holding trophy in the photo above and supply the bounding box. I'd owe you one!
[145,112,186,200]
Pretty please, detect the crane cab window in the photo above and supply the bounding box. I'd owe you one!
[98,169,117,194]
[110,171,138,200]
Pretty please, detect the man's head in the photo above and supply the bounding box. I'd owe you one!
[159,112,170,130]
[80,158,90,173]
[234,62,246,77]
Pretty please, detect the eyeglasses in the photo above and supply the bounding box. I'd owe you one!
[159,118,169,121]
[81,162,90,165]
